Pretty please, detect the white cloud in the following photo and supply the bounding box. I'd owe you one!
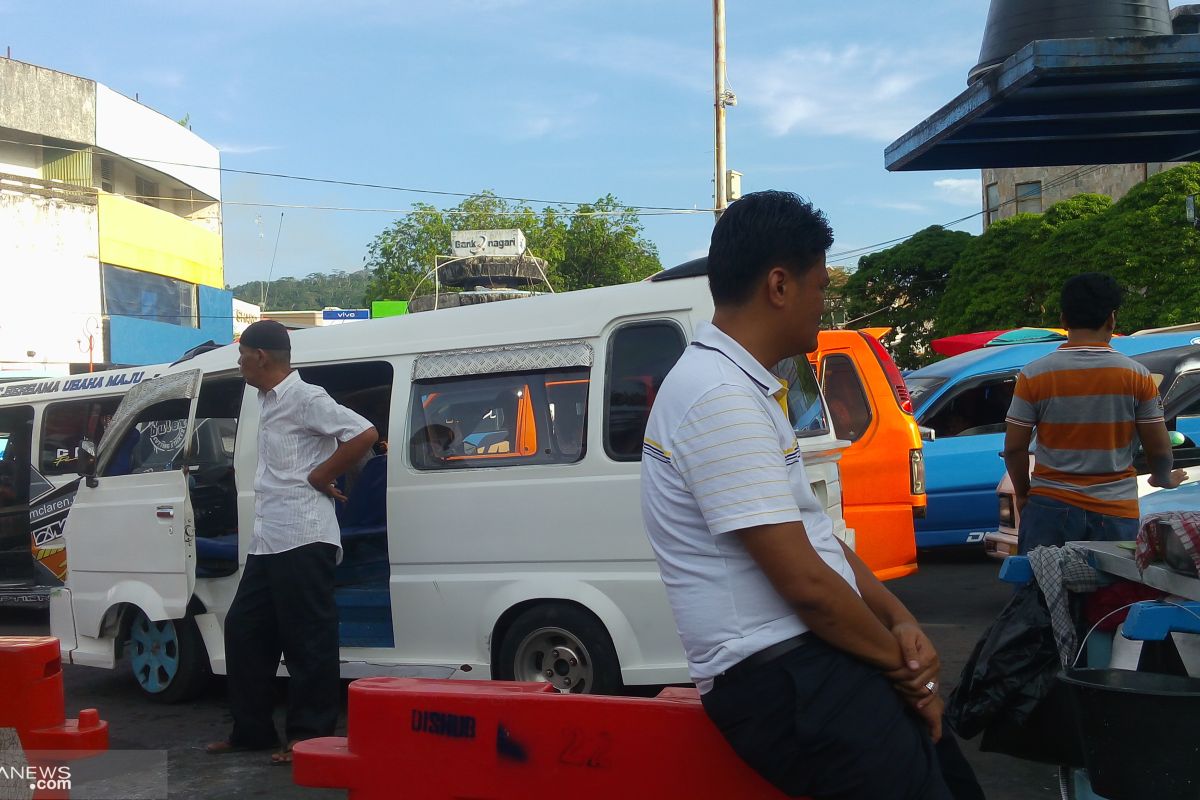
[874,201,929,213]
[215,143,279,155]
[933,177,982,206]
[139,69,185,90]
[736,42,975,142]
[507,94,598,140]
[544,35,708,93]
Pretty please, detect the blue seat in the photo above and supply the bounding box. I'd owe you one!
[197,533,238,563]
[340,455,387,538]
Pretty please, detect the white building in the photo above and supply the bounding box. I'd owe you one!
[0,58,230,378]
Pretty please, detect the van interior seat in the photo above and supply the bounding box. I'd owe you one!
[473,431,510,453]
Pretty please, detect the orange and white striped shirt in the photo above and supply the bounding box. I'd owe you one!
[1005,344,1163,519]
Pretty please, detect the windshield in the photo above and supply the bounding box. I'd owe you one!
[906,376,948,411]
[774,357,830,439]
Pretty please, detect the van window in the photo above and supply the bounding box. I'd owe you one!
[40,398,123,476]
[410,368,587,470]
[822,355,873,442]
[605,322,686,460]
[779,357,830,438]
[103,398,191,476]
[1166,371,1200,417]
[924,376,1016,438]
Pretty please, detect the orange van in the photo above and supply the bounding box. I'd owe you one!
[808,329,925,581]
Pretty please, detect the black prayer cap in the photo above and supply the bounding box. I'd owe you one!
[240,320,291,351]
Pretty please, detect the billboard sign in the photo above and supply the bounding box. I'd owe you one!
[450,229,527,258]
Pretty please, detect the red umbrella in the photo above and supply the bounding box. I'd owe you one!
[930,330,1011,357]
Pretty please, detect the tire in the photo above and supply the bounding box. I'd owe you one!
[495,603,623,695]
[127,609,212,703]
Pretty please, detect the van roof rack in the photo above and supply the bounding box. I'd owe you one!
[651,257,707,282]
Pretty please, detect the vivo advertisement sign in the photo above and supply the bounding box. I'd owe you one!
[321,309,370,321]
[450,229,527,258]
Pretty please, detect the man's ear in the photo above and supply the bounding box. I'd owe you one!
[765,266,791,309]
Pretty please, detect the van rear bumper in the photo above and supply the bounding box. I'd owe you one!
[0,586,51,608]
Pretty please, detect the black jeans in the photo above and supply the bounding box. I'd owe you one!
[701,637,985,800]
[224,543,340,747]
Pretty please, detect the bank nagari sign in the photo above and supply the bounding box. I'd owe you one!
[450,229,527,258]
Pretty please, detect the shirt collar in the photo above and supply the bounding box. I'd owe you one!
[260,369,301,401]
[692,321,784,398]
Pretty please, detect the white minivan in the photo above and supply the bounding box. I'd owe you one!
[51,270,852,701]
[0,366,158,607]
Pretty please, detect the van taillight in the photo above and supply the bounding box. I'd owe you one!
[910,449,925,495]
[860,332,913,415]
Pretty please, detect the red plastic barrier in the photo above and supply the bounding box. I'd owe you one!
[0,637,109,799]
[294,678,800,799]
[0,637,107,753]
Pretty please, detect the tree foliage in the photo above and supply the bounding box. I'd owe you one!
[229,269,372,311]
[363,191,660,303]
[842,226,973,369]
[939,164,1200,335]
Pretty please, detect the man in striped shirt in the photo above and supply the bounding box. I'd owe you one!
[1004,273,1183,554]
[641,192,981,799]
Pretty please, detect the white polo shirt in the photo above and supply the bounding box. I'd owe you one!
[640,321,859,693]
[250,370,374,559]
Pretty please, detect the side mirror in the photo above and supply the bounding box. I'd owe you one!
[918,426,936,443]
[78,438,98,487]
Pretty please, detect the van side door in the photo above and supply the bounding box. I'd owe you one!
[66,370,203,638]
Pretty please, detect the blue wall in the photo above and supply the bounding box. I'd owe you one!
[108,286,233,366]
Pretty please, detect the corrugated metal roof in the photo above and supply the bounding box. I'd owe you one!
[885,34,1200,171]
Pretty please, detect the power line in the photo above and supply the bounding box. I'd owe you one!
[0,136,712,213]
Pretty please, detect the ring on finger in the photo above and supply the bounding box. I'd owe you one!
[924,680,937,694]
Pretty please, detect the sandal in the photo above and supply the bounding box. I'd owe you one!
[270,740,301,766]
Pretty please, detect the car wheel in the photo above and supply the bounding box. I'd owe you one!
[496,603,623,695]
[127,609,211,703]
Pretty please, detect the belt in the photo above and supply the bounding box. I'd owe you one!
[713,633,812,688]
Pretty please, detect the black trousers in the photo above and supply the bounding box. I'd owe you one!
[701,637,985,800]
[224,543,340,747]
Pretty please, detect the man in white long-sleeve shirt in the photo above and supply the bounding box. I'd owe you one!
[207,320,377,764]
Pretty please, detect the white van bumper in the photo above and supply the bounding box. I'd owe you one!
[49,587,116,669]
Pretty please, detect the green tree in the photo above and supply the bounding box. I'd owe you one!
[363,191,660,303]
[229,269,372,311]
[842,226,973,369]
[939,164,1200,336]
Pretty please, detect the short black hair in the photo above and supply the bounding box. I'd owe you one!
[707,190,834,306]
[1061,272,1123,329]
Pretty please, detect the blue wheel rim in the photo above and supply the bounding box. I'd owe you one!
[129,614,180,693]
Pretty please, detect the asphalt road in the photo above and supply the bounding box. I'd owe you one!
[1,550,1064,800]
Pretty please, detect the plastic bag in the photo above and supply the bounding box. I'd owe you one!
[945,582,1080,758]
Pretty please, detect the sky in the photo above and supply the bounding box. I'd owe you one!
[2,0,994,288]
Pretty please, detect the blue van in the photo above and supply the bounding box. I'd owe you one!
[906,331,1200,548]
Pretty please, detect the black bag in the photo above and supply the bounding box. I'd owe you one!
[946,582,1084,766]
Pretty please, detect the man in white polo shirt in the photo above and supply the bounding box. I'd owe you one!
[641,191,982,799]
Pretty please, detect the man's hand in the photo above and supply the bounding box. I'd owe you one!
[914,694,944,743]
[1149,468,1187,490]
[308,470,348,502]
[883,622,941,710]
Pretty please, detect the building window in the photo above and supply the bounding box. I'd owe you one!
[409,368,589,470]
[102,264,198,328]
[99,158,114,193]
[605,322,687,460]
[135,175,160,208]
[1016,181,1042,215]
[985,182,1001,225]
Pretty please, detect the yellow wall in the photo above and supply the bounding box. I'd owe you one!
[97,193,223,287]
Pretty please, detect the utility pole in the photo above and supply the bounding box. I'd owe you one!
[713,0,728,221]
